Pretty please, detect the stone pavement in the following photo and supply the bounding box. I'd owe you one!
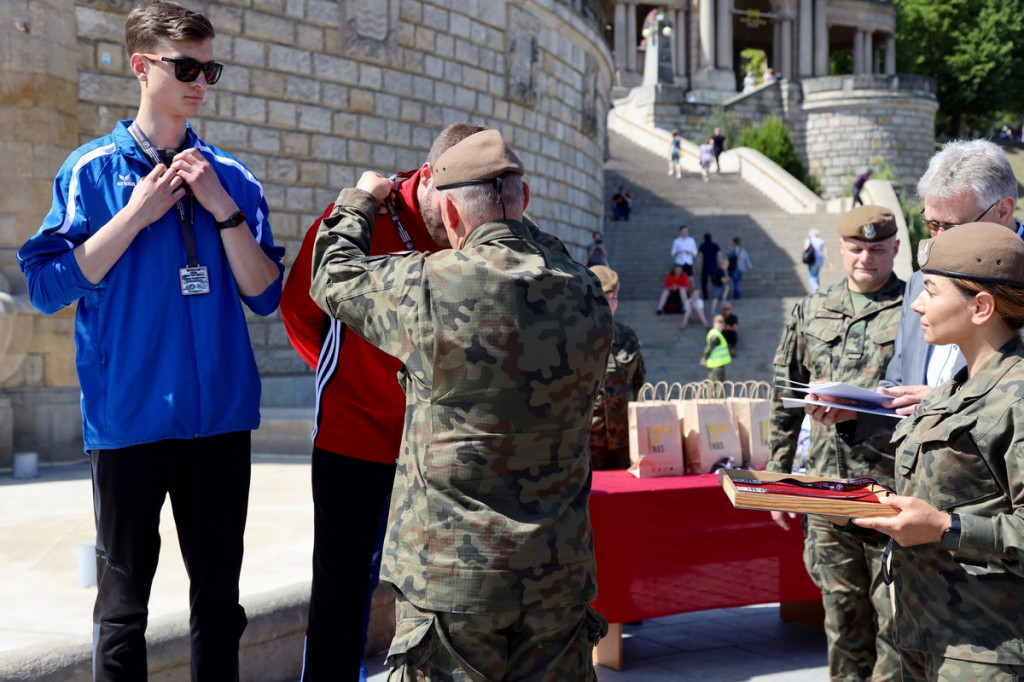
[1,455,828,680]
[362,607,828,681]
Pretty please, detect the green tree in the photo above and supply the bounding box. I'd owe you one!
[895,0,1024,137]
[739,48,767,84]
[737,116,820,194]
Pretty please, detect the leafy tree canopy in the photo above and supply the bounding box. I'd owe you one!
[737,116,820,195]
[895,0,1024,136]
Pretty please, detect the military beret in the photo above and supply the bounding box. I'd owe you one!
[837,205,897,242]
[918,222,1024,288]
[432,130,525,191]
[590,265,619,293]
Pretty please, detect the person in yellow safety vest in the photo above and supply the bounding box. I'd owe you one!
[700,314,732,384]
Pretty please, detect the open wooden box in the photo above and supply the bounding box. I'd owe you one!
[718,468,899,518]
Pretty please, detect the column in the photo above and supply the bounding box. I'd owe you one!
[614,3,628,72]
[884,35,896,75]
[716,0,733,71]
[626,2,637,72]
[853,30,863,75]
[673,9,688,82]
[699,0,716,69]
[772,21,782,76]
[798,0,812,77]
[780,19,793,80]
[864,31,874,74]
[813,0,828,76]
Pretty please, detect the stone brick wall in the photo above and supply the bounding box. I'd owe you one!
[0,0,613,461]
[801,75,938,198]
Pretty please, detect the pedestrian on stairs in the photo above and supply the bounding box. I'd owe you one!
[725,237,753,299]
[803,228,832,292]
[668,129,682,179]
[699,139,713,182]
[679,288,710,330]
[700,314,732,383]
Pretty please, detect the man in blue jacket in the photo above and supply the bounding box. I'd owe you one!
[16,1,284,679]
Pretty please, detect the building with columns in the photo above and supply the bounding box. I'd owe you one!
[611,0,896,95]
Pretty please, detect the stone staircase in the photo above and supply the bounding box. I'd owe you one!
[603,130,846,388]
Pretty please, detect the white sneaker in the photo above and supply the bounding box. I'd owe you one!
[667,170,673,175]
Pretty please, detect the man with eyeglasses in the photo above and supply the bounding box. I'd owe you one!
[769,205,905,682]
[807,139,1023,431]
[17,1,283,679]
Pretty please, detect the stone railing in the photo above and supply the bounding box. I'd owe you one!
[802,74,936,97]
[558,0,606,32]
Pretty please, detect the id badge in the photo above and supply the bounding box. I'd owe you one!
[179,266,211,296]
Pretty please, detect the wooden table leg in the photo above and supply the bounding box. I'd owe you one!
[592,621,623,671]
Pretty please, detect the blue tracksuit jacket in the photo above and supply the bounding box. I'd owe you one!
[18,120,285,450]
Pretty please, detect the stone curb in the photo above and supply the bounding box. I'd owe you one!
[0,583,309,682]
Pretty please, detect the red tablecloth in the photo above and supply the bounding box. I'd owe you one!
[590,470,820,623]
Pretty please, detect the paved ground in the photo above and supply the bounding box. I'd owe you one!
[363,607,828,681]
[2,456,828,680]
[0,455,314,655]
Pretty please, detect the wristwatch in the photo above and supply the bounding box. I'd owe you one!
[941,512,961,551]
[216,209,246,230]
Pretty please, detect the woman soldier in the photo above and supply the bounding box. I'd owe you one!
[856,222,1024,681]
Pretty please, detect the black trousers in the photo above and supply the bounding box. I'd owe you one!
[90,432,251,681]
[301,447,396,681]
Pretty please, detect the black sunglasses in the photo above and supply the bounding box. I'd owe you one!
[142,54,223,85]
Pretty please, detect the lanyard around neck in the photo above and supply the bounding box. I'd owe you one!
[385,172,417,251]
[127,121,200,267]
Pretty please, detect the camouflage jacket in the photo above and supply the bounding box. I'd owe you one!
[767,274,904,483]
[889,336,1024,664]
[310,188,614,613]
[589,320,645,456]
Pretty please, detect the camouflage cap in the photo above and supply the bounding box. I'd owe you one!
[590,265,619,293]
[433,129,524,191]
[837,205,897,242]
[918,222,1024,288]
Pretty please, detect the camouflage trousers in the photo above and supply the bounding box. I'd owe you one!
[385,592,608,681]
[899,649,1024,682]
[803,516,901,682]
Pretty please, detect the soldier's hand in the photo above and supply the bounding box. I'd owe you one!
[770,509,799,531]
[853,495,947,547]
[804,393,858,425]
[878,385,931,416]
[355,171,392,202]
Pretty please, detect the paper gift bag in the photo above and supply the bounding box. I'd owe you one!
[681,381,742,474]
[627,382,685,478]
[730,381,772,470]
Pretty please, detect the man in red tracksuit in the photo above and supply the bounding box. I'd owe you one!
[281,122,488,681]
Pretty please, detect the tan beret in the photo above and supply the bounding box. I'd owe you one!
[837,205,897,242]
[590,265,619,293]
[432,130,525,190]
[918,222,1024,287]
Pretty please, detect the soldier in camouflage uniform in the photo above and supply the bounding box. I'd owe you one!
[856,223,1024,681]
[768,205,905,682]
[588,265,646,470]
[310,129,613,681]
